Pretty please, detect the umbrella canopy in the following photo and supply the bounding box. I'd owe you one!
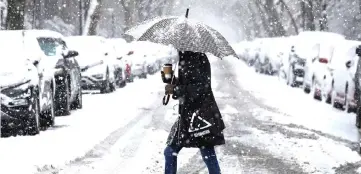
[136,15,238,59]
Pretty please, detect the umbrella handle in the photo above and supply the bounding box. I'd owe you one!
[163,94,170,105]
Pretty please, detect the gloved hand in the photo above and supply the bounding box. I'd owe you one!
[165,84,175,94]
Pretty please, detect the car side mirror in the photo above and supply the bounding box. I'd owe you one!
[346,60,352,69]
[63,50,79,59]
[356,46,361,56]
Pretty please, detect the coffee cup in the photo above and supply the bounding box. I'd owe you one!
[163,64,173,80]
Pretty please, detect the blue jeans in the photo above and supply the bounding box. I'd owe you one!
[164,145,221,174]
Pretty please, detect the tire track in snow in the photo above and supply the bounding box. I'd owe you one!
[39,95,179,174]
[36,89,165,174]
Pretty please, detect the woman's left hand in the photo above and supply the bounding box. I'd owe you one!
[165,84,175,94]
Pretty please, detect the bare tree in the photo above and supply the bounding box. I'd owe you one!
[6,0,25,29]
[87,0,103,35]
[279,0,299,34]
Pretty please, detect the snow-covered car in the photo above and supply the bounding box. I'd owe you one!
[247,38,264,67]
[122,41,162,79]
[300,32,346,100]
[107,38,127,87]
[0,31,55,135]
[130,56,148,79]
[26,30,83,116]
[66,36,117,93]
[322,40,360,112]
[280,36,309,87]
[108,38,134,83]
[254,37,286,75]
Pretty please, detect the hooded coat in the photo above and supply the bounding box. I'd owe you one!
[166,51,225,148]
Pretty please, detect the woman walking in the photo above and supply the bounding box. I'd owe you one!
[162,51,225,174]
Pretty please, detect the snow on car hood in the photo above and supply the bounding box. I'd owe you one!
[82,62,107,76]
[0,61,38,88]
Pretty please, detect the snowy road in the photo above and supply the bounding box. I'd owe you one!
[2,57,361,174]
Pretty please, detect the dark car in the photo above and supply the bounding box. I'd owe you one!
[27,30,83,116]
[0,30,57,136]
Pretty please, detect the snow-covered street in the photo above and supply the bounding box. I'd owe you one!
[1,56,361,174]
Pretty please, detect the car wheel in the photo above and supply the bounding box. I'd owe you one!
[143,73,148,79]
[303,84,311,94]
[100,68,112,94]
[110,81,116,92]
[40,88,55,128]
[24,87,40,135]
[331,91,344,110]
[71,88,83,110]
[55,76,71,116]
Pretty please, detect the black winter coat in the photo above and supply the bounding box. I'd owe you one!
[166,51,225,148]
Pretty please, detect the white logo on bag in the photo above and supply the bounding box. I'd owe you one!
[188,111,212,133]
[193,130,210,137]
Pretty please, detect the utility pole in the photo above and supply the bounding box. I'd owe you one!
[79,0,83,35]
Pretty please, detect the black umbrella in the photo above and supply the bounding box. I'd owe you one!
[136,9,238,59]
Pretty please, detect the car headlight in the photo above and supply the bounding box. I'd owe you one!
[1,82,32,107]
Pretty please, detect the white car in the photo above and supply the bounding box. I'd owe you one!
[107,39,127,87]
[301,32,345,100]
[323,40,361,112]
[66,36,117,93]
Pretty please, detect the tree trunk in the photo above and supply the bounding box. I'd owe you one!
[264,0,286,37]
[6,0,25,30]
[304,0,316,31]
[319,2,328,31]
[279,0,299,34]
[87,0,102,35]
[254,0,272,36]
[120,0,134,32]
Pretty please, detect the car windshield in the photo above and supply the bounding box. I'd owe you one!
[37,37,65,56]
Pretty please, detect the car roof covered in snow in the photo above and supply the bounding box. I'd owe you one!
[23,30,64,39]
[65,36,108,57]
[298,31,345,42]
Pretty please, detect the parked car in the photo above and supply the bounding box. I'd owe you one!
[282,40,309,87]
[301,32,345,100]
[66,36,117,93]
[0,30,55,135]
[322,40,360,112]
[26,30,82,116]
[121,41,155,79]
[107,39,127,87]
[247,38,263,67]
